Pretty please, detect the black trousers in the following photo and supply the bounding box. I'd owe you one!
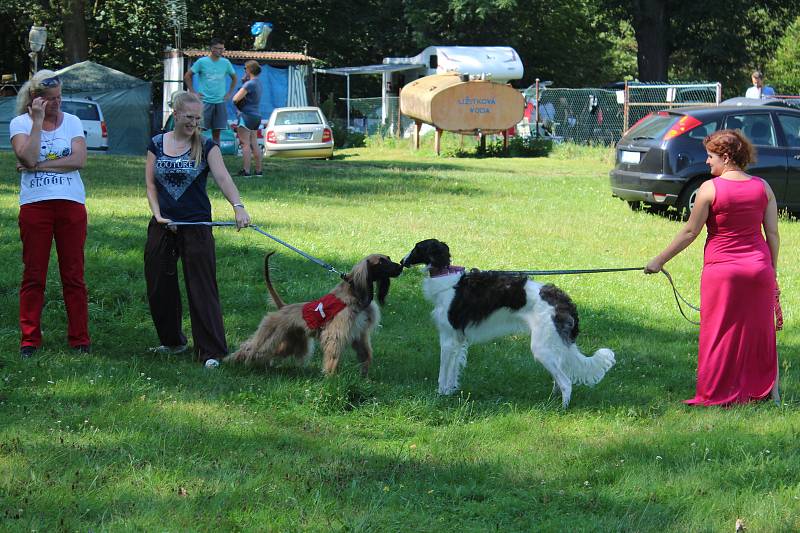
[144,219,227,360]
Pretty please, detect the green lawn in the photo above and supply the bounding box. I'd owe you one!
[1,141,799,532]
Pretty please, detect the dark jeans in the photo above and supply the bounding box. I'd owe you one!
[144,219,227,360]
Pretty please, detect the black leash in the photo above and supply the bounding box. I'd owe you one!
[482,267,644,276]
[660,268,700,325]
[166,221,347,279]
[484,266,700,325]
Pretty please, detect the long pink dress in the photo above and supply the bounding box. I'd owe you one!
[686,177,777,405]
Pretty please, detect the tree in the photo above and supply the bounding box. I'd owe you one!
[63,0,89,64]
[768,16,800,94]
[599,0,794,89]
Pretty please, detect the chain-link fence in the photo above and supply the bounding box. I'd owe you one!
[344,96,415,136]
[342,82,721,145]
[521,82,720,145]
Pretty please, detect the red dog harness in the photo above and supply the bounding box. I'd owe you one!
[302,293,347,330]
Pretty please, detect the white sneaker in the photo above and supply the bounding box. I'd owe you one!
[204,358,220,369]
[150,344,188,355]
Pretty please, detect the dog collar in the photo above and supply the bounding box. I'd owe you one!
[429,265,465,278]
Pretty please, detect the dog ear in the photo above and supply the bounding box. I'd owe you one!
[376,278,390,305]
[348,258,373,307]
[429,241,451,269]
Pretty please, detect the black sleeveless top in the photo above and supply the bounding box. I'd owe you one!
[147,134,217,222]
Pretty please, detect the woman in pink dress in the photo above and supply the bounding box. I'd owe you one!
[645,129,780,405]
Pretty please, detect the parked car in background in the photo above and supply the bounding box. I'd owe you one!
[61,97,108,151]
[263,107,333,159]
[609,100,800,216]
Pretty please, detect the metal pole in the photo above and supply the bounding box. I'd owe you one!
[715,82,722,104]
[623,80,630,133]
[534,78,540,137]
[346,74,351,131]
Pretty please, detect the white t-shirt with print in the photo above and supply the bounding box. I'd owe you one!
[9,112,86,206]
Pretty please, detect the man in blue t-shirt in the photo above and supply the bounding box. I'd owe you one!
[184,38,237,143]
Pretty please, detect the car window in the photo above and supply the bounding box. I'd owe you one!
[275,110,322,125]
[61,101,100,121]
[727,114,776,146]
[687,120,718,140]
[776,114,800,148]
[625,112,677,140]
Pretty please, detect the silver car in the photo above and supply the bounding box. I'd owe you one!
[263,107,333,159]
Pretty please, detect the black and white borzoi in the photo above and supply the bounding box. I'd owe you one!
[401,239,615,407]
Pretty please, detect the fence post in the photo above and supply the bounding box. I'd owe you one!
[623,80,629,133]
[397,89,402,138]
[534,78,540,138]
[715,82,722,104]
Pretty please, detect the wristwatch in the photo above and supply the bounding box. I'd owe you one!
[233,203,245,208]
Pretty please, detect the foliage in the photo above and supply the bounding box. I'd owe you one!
[768,16,800,95]
[2,148,800,530]
[329,119,367,149]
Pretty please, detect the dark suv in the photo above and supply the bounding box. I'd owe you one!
[609,101,800,215]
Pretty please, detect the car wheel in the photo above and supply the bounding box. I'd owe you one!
[676,177,709,220]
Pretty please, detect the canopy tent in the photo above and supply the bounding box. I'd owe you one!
[314,64,423,128]
[0,61,151,154]
[56,62,151,154]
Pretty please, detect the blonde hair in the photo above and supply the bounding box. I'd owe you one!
[16,69,61,116]
[170,90,204,167]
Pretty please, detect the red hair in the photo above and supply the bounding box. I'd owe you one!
[703,129,756,169]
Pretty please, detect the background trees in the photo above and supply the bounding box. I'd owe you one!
[0,0,796,96]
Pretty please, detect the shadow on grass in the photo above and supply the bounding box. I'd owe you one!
[3,370,797,530]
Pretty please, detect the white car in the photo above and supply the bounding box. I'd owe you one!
[263,107,333,159]
[61,98,108,151]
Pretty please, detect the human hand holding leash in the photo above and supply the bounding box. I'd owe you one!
[232,204,250,230]
[643,257,664,274]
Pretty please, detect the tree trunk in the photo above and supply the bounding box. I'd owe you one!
[632,0,669,81]
[63,0,88,64]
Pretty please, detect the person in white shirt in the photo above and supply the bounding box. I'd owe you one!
[9,70,91,357]
[745,70,776,99]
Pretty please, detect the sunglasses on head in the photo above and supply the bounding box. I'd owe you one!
[39,76,61,88]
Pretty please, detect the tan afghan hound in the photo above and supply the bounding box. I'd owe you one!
[225,252,404,375]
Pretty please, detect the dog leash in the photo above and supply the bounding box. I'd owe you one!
[484,266,701,325]
[166,220,347,278]
[482,267,643,276]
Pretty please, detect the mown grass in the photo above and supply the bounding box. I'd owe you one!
[1,139,799,532]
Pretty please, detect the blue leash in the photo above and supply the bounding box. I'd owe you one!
[166,221,347,278]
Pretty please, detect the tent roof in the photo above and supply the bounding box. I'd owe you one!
[314,64,424,76]
[54,61,148,91]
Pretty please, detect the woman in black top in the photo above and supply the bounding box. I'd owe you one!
[144,90,250,367]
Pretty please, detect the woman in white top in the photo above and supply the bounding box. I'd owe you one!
[10,70,91,357]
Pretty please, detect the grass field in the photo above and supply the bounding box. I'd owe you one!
[1,140,799,531]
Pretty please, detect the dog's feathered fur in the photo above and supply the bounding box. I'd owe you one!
[225,252,403,375]
[402,239,615,407]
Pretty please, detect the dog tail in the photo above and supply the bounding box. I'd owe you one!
[563,346,615,386]
[264,252,286,309]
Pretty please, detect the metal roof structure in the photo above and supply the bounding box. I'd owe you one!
[314,64,424,76]
[182,49,317,64]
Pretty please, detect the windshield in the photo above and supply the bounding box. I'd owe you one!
[625,113,678,140]
[61,101,100,121]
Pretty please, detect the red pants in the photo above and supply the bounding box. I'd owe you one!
[18,200,90,348]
